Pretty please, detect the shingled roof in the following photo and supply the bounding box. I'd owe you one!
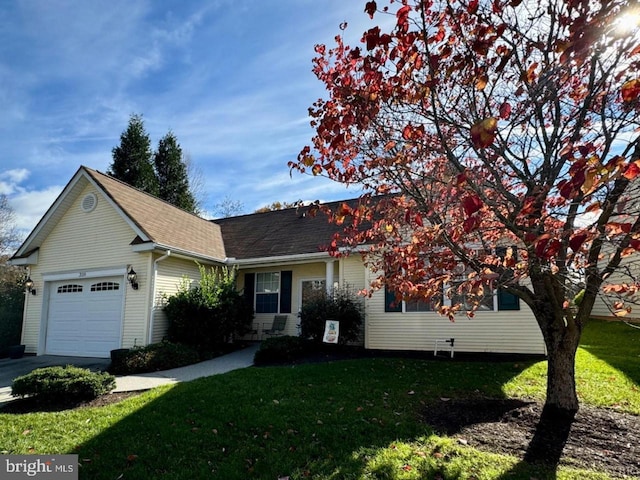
[213,199,363,260]
[84,168,226,260]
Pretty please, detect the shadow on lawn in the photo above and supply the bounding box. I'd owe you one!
[497,408,575,480]
[74,357,535,480]
[579,320,640,387]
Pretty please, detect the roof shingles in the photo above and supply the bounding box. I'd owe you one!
[85,168,226,260]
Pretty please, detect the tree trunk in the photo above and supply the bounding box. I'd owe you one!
[540,316,582,415]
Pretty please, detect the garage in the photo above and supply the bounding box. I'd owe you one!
[45,277,124,357]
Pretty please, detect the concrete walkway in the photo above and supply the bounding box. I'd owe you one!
[0,343,259,407]
[112,343,259,392]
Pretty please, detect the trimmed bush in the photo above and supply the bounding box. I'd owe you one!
[109,341,200,375]
[164,265,254,352]
[12,366,115,402]
[299,286,364,345]
[254,336,311,365]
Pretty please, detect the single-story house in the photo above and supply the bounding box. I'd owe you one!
[10,166,546,358]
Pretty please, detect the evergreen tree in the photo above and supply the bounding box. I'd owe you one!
[153,132,197,213]
[108,114,158,196]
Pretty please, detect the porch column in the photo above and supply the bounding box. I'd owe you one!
[325,259,335,295]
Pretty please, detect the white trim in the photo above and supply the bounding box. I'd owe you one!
[8,250,39,265]
[42,267,127,282]
[232,251,331,267]
[131,242,227,264]
[298,277,326,313]
[148,250,171,344]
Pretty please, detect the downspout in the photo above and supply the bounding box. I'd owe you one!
[147,250,171,344]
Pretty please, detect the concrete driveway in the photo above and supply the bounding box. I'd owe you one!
[0,355,110,405]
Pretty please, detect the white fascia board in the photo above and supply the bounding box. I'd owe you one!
[8,250,39,266]
[229,251,332,268]
[131,242,227,265]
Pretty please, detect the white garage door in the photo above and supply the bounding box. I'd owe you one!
[46,277,124,357]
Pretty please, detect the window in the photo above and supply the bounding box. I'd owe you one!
[406,296,441,312]
[448,280,494,311]
[91,282,120,292]
[255,272,280,313]
[57,284,83,293]
[385,283,518,313]
[244,271,293,314]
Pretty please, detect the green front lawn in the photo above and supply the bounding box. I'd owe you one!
[1,319,638,479]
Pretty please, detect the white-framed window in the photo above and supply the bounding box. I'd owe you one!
[255,272,280,313]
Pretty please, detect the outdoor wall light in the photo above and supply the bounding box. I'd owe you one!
[25,277,36,296]
[127,267,139,290]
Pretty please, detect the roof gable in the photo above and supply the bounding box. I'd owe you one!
[13,166,226,262]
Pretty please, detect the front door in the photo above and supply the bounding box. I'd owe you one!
[300,279,326,309]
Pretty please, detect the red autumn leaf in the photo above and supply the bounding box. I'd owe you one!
[312,164,322,176]
[402,124,413,140]
[365,26,381,50]
[414,213,423,227]
[533,233,552,257]
[337,202,352,217]
[499,102,512,120]
[365,1,377,19]
[468,0,479,13]
[621,79,640,103]
[396,5,411,31]
[569,232,588,252]
[463,215,481,233]
[470,117,498,148]
[462,194,483,216]
[623,161,640,180]
[543,239,562,258]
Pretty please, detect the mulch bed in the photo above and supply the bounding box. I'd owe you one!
[423,397,640,478]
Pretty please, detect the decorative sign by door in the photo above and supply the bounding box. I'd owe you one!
[323,320,339,344]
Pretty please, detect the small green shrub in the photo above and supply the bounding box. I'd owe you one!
[299,286,364,345]
[254,336,312,365]
[109,341,200,375]
[11,366,115,402]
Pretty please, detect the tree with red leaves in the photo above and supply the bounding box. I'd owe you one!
[292,0,640,416]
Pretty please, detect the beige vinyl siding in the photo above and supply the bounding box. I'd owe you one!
[151,257,202,343]
[22,184,151,353]
[591,250,640,320]
[364,269,546,355]
[340,255,366,292]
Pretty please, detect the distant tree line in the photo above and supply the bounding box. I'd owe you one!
[108,114,198,213]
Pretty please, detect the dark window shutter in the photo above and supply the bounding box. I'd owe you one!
[498,288,520,310]
[244,273,255,309]
[385,286,402,312]
[280,270,293,313]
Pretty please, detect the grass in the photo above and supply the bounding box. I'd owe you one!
[0,319,638,479]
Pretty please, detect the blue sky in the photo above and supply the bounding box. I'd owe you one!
[0,1,375,238]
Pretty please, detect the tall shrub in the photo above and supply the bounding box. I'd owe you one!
[164,266,254,352]
[299,286,364,345]
[0,275,24,357]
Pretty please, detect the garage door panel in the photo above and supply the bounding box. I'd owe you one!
[46,277,124,357]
